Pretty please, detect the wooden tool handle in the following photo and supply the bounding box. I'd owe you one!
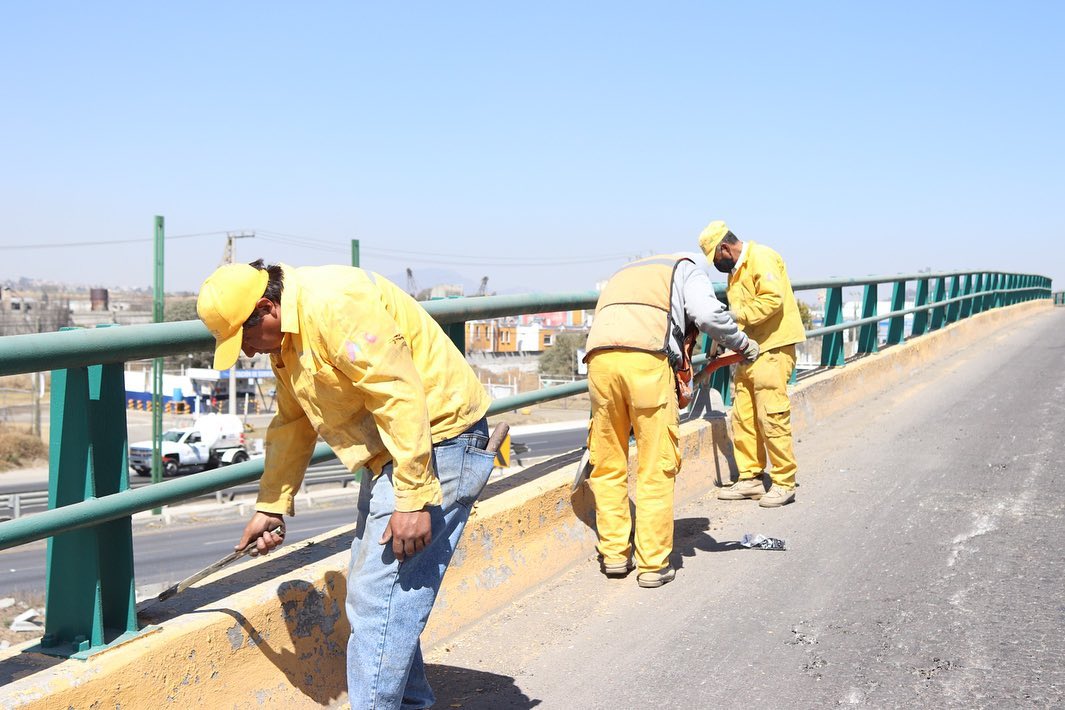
[485,423,510,454]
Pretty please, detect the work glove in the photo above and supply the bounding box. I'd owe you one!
[740,337,760,364]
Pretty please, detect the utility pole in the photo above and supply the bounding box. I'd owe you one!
[222,231,254,266]
[151,216,165,502]
[222,232,253,415]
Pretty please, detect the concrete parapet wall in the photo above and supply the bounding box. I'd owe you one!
[0,300,1048,708]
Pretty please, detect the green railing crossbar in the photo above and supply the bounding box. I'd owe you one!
[804,284,1047,338]
[1,270,1047,379]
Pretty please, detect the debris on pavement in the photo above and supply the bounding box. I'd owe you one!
[740,533,786,551]
[9,608,43,632]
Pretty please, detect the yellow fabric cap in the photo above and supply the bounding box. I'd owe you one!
[196,264,270,370]
[698,220,731,259]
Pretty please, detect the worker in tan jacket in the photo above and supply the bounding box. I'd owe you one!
[699,221,806,507]
[584,253,757,588]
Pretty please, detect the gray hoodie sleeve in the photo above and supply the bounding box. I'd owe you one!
[675,259,749,352]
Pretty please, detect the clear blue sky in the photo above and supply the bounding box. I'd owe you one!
[1,2,1062,294]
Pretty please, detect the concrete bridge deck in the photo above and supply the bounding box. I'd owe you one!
[0,301,1060,708]
[426,305,1065,708]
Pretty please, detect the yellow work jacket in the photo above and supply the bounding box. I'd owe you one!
[257,265,490,516]
[727,242,806,351]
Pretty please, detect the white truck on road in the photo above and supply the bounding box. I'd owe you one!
[129,414,250,477]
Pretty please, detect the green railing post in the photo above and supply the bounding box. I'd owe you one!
[857,283,879,354]
[959,274,974,319]
[911,277,930,336]
[820,286,845,367]
[930,277,948,331]
[151,216,164,510]
[709,356,733,406]
[41,354,143,659]
[351,238,360,267]
[971,273,985,315]
[695,333,732,406]
[945,275,962,324]
[886,279,907,345]
[443,321,466,353]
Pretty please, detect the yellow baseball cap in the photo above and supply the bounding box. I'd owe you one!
[196,263,269,371]
[698,220,732,261]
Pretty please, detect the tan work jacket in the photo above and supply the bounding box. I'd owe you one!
[585,254,691,364]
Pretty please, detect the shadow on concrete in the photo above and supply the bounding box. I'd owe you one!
[0,642,64,687]
[683,387,739,487]
[427,663,542,708]
[136,527,356,624]
[481,448,585,499]
[670,517,745,570]
[196,571,350,706]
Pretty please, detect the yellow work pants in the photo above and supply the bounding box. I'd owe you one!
[586,350,680,573]
[731,344,798,489]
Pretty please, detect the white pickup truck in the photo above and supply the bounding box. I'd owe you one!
[129,414,251,477]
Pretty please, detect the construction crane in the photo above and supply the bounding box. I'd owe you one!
[477,276,489,297]
[406,268,419,299]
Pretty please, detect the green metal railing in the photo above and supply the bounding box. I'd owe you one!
[0,268,1051,657]
[1054,291,1064,306]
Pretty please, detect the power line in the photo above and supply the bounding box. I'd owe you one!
[0,231,229,250]
[1,227,640,268]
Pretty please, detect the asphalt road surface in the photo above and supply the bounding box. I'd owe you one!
[424,307,1065,709]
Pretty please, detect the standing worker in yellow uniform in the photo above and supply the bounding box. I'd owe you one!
[698,221,806,507]
[584,253,757,588]
[196,259,494,709]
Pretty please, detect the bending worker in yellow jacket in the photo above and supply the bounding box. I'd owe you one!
[699,221,806,507]
[196,260,493,709]
[584,253,757,588]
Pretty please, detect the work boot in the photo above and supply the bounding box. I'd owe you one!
[601,558,635,578]
[637,566,676,588]
[717,477,766,500]
[758,484,796,508]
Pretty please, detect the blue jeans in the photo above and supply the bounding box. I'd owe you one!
[345,418,494,709]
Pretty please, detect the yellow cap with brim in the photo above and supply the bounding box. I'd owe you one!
[196,264,270,371]
[698,220,732,263]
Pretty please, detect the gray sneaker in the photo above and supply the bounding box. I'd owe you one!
[718,477,766,500]
[601,558,635,577]
[758,484,796,508]
[637,566,676,588]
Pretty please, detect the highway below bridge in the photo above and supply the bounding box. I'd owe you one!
[422,306,1065,708]
[0,429,587,596]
